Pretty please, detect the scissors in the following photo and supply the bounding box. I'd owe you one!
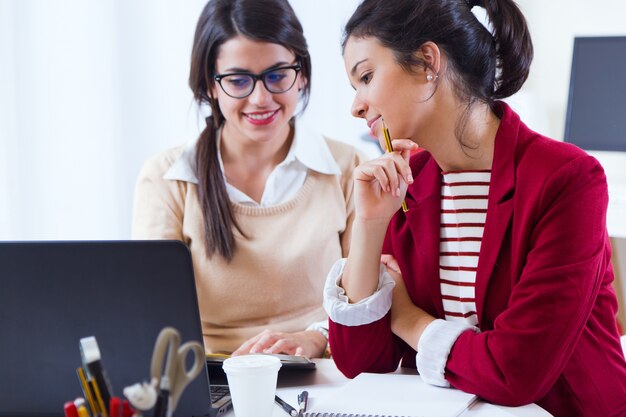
[150,327,205,417]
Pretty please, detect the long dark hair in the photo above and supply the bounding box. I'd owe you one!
[188,0,311,261]
[343,0,533,132]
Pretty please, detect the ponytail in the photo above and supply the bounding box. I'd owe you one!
[195,115,243,262]
[481,0,533,99]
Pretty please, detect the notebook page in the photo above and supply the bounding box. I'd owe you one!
[304,373,477,417]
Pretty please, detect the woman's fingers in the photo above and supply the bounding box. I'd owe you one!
[250,331,281,354]
[234,331,326,358]
[391,139,417,184]
[371,163,397,194]
[264,338,297,355]
[233,330,309,356]
[356,152,412,196]
[232,329,275,355]
[391,138,419,154]
[381,254,401,273]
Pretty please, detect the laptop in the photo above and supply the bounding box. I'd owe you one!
[0,240,232,417]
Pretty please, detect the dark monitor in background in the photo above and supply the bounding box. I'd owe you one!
[564,36,626,152]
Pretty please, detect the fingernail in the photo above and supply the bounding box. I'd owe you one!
[396,188,401,196]
[407,174,413,183]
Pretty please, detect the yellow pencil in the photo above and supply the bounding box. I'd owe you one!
[90,378,108,417]
[76,367,98,417]
[382,122,409,213]
[77,405,91,417]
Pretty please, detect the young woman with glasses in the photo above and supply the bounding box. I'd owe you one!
[132,0,363,358]
[323,0,626,415]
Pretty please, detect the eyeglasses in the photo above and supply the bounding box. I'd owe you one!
[214,64,301,99]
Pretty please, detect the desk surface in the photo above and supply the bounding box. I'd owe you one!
[223,358,552,417]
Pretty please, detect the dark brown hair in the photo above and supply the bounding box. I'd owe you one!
[343,0,533,108]
[189,0,311,261]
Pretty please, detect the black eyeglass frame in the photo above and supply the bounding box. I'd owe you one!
[213,64,302,99]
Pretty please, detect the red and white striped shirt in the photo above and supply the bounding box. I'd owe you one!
[440,170,491,326]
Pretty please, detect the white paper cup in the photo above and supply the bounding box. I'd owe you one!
[222,354,282,417]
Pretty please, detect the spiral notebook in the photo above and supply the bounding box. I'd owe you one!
[304,372,477,417]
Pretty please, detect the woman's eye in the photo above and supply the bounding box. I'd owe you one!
[227,77,251,88]
[266,73,287,84]
[360,72,372,84]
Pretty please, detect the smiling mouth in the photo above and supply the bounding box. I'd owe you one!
[245,110,278,120]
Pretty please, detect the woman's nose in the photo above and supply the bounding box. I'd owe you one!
[351,96,367,119]
[248,80,272,106]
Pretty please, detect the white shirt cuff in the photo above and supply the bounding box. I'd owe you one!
[416,319,480,387]
[305,319,329,340]
[323,258,396,326]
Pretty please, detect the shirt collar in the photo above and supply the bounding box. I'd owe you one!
[163,120,341,184]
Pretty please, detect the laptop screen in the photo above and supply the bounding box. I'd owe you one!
[0,241,214,417]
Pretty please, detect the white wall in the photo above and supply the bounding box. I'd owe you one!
[0,0,211,239]
[515,0,626,140]
[1,0,625,241]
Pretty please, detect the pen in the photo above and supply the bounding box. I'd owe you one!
[76,367,98,417]
[74,398,91,417]
[77,404,91,417]
[80,337,114,408]
[382,120,409,213]
[109,397,121,417]
[121,400,134,417]
[64,401,79,417]
[297,390,309,415]
[91,378,109,417]
[275,395,298,417]
[152,375,170,417]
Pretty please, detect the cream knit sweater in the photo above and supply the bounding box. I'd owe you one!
[132,138,362,353]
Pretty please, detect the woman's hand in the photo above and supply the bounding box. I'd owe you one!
[381,254,435,350]
[353,139,417,221]
[231,329,327,358]
[340,140,416,303]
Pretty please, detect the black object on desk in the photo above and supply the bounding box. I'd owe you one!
[207,353,315,386]
[275,395,297,416]
[0,240,230,417]
[297,390,309,415]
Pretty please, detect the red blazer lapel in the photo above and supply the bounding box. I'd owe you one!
[475,103,518,323]
[403,157,446,318]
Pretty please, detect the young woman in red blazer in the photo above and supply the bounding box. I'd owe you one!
[323,1,626,416]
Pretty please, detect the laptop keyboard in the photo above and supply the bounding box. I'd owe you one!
[210,385,231,404]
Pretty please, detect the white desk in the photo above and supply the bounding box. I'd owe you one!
[223,358,552,417]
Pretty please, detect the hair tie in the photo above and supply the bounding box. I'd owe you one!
[466,0,483,9]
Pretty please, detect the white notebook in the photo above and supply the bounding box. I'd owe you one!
[303,372,478,417]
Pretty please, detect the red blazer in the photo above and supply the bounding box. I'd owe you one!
[329,102,626,417]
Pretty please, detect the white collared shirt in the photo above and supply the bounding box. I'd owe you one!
[164,121,341,206]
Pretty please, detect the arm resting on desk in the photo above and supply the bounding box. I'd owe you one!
[324,259,407,377]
